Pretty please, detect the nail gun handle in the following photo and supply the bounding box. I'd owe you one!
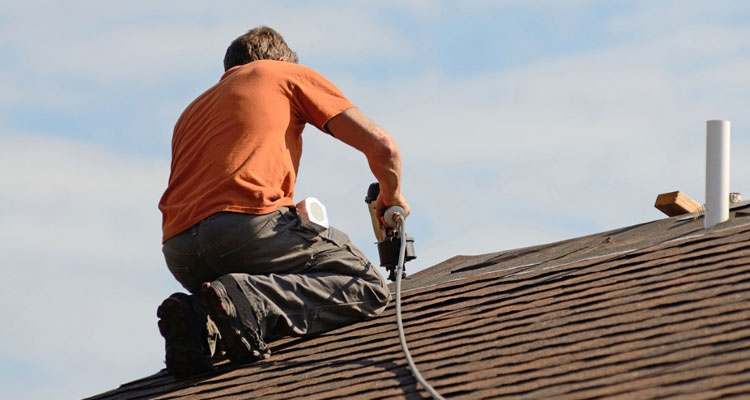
[365,182,386,241]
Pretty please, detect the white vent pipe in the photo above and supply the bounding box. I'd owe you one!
[705,120,730,228]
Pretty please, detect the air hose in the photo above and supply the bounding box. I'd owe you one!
[390,213,446,400]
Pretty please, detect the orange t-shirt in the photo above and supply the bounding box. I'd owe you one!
[159,60,354,241]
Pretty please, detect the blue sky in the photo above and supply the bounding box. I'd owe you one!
[1,1,749,398]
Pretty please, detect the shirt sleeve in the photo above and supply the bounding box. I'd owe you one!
[291,66,355,132]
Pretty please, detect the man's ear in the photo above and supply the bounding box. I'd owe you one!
[278,57,285,62]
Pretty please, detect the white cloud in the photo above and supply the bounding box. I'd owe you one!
[0,134,166,262]
[607,1,750,38]
[0,1,407,85]
[0,133,178,399]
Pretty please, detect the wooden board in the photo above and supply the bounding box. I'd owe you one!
[654,191,702,216]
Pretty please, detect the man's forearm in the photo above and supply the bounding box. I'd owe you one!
[325,107,409,215]
[365,137,402,203]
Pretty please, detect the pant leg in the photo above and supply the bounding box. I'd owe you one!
[165,208,391,340]
[211,209,390,339]
[221,223,391,340]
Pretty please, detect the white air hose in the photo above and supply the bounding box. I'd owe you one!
[390,211,446,400]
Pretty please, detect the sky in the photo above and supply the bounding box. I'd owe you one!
[1,1,749,398]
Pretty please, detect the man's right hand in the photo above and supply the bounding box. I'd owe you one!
[376,192,410,227]
[375,193,411,226]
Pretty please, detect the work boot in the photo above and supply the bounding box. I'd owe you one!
[200,279,270,364]
[157,292,215,378]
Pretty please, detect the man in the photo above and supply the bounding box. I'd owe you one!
[156,26,410,377]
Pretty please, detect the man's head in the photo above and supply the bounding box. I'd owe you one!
[223,26,299,71]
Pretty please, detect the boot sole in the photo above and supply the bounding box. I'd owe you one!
[157,295,214,377]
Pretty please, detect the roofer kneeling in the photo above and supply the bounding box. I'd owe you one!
[156,26,409,377]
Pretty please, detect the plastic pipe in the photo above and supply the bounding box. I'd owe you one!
[705,120,730,229]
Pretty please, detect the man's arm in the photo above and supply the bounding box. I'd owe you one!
[325,107,410,220]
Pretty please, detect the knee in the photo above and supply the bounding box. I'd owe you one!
[364,279,392,316]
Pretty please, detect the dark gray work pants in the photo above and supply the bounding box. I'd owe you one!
[162,207,390,342]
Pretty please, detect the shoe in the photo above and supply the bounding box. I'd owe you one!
[200,280,270,364]
[157,293,214,377]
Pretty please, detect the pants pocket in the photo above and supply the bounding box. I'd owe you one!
[218,210,312,274]
[164,261,203,293]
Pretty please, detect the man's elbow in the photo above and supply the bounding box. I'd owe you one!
[369,136,400,165]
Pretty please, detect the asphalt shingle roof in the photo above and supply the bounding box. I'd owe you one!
[87,201,750,399]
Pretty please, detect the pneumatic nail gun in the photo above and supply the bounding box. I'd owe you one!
[364,182,416,281]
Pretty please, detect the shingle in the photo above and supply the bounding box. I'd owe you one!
[86,202,750,400]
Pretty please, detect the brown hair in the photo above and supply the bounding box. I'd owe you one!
[223,26,299,71]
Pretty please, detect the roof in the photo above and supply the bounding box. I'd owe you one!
[87,201,750,399]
